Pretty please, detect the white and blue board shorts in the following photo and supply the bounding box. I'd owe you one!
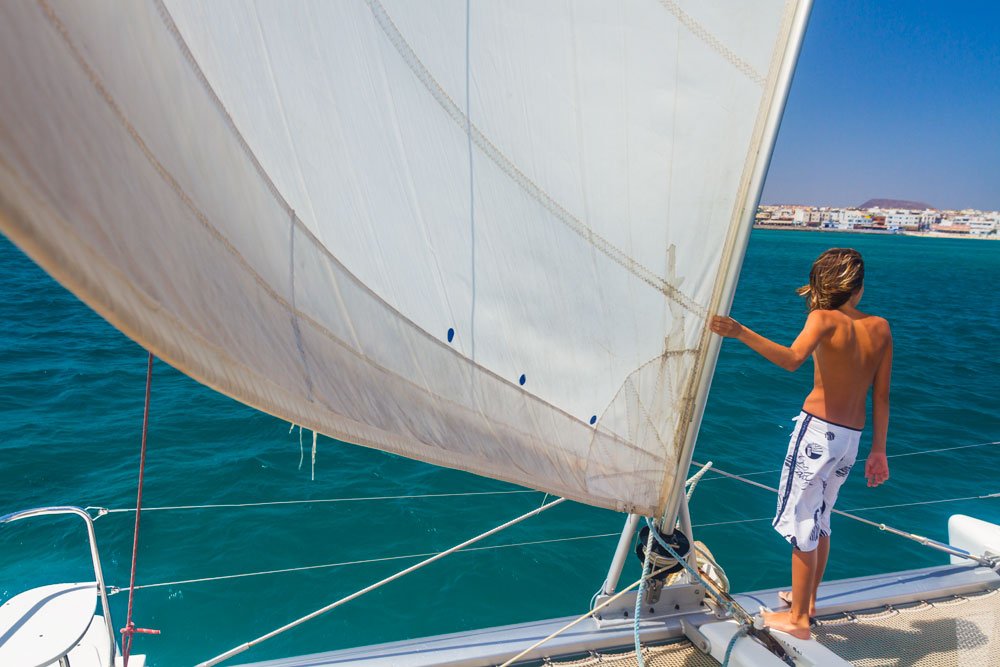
[772,411,861,552]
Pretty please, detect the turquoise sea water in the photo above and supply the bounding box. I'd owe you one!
[0,230,997,666]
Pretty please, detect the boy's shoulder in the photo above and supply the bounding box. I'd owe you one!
[847,308,890,326]
[864,313,891,331]
[857,312,892,339]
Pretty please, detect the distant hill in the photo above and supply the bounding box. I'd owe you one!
[858,198,933,210]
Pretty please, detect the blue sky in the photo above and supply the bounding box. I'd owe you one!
[761,0,1000,210]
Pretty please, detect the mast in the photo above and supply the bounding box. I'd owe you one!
[658,0,816,527]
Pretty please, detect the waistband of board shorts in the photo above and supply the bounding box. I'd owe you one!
[797,410,863,433]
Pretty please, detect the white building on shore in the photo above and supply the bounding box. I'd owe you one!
[920,210,941,228]
[835,209,867,229]
[969,216,998,236]
[885,210,921,231]
[793,207,820,225]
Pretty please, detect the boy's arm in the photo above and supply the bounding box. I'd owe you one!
[710,310,833,372]
[865,322,892,487]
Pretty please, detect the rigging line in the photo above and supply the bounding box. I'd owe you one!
[692,492,1000,530]
[697,439,1000,482]
[692,458,1000,511]
[88,489,537,516]
[691,459,999,568]
[839,493,1000,513]
[112,530,619,594]
[886,439,1000,459]
[122,352,156,666]
[195,497,567,667]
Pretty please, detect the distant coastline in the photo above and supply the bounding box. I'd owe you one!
[755,203,999,240]
[752,222,999,240]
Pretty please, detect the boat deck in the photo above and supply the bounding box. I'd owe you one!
[236,563,999,666]
[811,587,999,666]
[545,587,1000,667]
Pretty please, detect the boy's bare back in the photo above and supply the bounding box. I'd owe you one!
[803,308,892,430]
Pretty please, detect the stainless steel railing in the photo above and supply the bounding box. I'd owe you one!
[0,506,117,667]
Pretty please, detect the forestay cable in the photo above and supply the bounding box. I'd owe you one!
[196,497,566,667]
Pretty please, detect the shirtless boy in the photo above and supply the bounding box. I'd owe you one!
[709,247,892,639]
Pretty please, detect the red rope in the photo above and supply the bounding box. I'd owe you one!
[121,352,158,666]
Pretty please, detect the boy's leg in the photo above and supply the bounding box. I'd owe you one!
[763,547,814,639]
[782,534,829,615]
[809,535,830,612]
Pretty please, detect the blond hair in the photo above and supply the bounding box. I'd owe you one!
[796,248,864,311]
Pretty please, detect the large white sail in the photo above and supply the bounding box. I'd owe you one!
[0,0,807,516]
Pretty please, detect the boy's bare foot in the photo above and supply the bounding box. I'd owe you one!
[777,590,817,617]
[761,610,812,640]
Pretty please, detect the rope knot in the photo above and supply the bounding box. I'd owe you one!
[121,623,161,636]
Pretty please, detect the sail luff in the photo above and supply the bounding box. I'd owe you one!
[656,0,816,522]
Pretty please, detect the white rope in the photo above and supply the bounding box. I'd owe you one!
[310,430,317,481]
[196,497,567,667]
[685,460,713,502]
[698,439,1000,482]
[88,489,536,515]
[112,530,618,593]
[298,425,303,471]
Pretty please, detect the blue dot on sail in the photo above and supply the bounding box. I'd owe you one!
[447,328,455,343]
[518,374,526,386]
[590,415,597,425]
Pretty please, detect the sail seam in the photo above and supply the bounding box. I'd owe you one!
[657,0,766,86]
[364,0,705,319]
